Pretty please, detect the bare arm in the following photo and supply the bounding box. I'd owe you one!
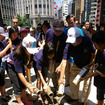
[86,53,95,68]
[58,59,67,85]
[0,42,12,57]
[38,70,47,86]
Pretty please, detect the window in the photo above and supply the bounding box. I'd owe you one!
[39,4,42,8]
[43,4,46,8]
[35,4,37,8]
[39,0,41,4]
[43,0,45,4]
[34,0,37,4]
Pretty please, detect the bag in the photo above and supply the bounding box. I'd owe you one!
[0,56,8,71]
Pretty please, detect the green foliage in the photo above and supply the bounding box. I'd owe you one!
[16,14,27,27]
[22,15,27,27]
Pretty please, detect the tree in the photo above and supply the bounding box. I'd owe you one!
[22,15,27,27]
[16,14,27,27]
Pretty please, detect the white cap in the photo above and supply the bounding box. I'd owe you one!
[0,27,8,37]
[22,35,38,54]
[7,26,11,30]
[30,27,34,32]
[66,27,81,43]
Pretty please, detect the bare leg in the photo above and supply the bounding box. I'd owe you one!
[98,100,104,105]
[37,79,42,101]
[37,79,41,89]
[0,85,6,96]
[16,95,23,105]
[21,89,26,99]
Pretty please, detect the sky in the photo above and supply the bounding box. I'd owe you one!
[54,0,63,8]
[54,0,72,8]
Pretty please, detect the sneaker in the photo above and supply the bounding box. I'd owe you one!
[23,98,33,105]
[57,84,65,96]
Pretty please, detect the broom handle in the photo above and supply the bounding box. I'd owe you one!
[28,69,31,83]
[8,38,13,51]
[42,35,44,41]
[84,50,97,105]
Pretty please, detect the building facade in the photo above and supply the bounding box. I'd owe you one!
[62,0,70,25]
[80,0,85,23]
[0,0,15,25]
[68,1,73,15]
[15,0,54,27]
[0,3,3,26]
[58,7,62,19]
[62,0,70,20]
[71,0,75,15]
[96,0,105,26]
[89,0,97,27]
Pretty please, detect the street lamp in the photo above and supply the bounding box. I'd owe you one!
[26,6,30,26]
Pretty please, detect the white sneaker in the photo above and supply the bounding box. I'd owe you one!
[58,84,65,96]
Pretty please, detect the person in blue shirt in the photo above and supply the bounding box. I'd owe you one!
[92,31,105,105]
[62,15,84,86]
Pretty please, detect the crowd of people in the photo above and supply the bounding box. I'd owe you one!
[0,15,105,105]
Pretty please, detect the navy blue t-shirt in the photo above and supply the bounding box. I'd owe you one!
[94,50,105,89]
[45,28,67,63]
[7,51,25,75]
[63,36,95,68]
[2,37,21,54]
[33,49,50,71]
[37,31,45,41]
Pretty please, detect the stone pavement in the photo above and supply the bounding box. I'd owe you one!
[0,68,97,105]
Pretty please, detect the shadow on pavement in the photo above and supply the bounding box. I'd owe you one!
[86,99,97,105]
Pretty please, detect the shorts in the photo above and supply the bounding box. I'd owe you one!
[0,71,5,86]
[33,61,49,80]
[8,68,25,96]
[97,88,105,101]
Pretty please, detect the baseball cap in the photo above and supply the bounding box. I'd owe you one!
[53,19,65,31]
[19,28,28,33]
[0,27,8,37]
[7,26,11,30]
[30,27,35,32]
[66,27,81,43]
[22,35,39,54]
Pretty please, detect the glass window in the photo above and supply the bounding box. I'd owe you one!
[43,4,46,8]
[39,4,42,8]
[35,4,37,8]
[47,0,49,4]
[34,0,37,4]
[43,0,45,4]
[39,0,41,4]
